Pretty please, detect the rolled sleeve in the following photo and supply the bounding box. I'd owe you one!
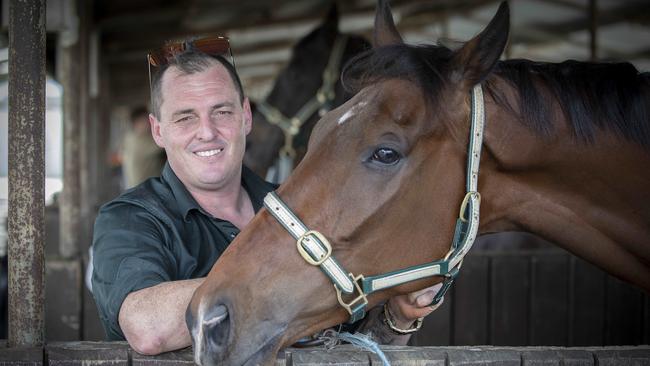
[91,202,176,340]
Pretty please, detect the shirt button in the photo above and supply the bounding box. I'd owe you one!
[230,233,236,239]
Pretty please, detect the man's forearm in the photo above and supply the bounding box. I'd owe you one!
[119,278,204,355]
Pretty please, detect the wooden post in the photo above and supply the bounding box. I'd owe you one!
[78,0,93,245]
[58,0,82,259]
[7,0,46,347]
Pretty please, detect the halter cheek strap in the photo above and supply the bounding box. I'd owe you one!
[257,35,349,160]
[263,85,485,323]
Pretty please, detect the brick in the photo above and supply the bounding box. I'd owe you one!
[592,346,650,366]
[447,347,521,366]
[46,341,128,366]
[131,347,194,366]
[521,348,593,366]
[0,342,42,366]
[291,345,370,366]
[369,346,446,366]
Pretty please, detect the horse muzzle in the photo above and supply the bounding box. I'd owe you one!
[187,301,232,366]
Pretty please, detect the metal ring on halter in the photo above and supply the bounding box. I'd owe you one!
[297,230,332,266]
[335,273,368,316]
[458,191,480,223]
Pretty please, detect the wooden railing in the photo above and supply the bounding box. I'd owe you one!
[1,342,649,365]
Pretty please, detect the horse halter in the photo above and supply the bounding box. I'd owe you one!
[257,35,349,181]
[263,85,485,323]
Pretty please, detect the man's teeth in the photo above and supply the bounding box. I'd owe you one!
[195,148,223,157]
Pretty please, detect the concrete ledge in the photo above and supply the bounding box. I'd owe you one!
[131,346,194,366]
[0,346,42,366]
[0,343,648,365]
[46,342,129,366]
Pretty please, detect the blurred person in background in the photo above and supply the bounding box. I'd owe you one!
[121,106,166,188]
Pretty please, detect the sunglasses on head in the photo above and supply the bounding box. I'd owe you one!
[147,36,236,91]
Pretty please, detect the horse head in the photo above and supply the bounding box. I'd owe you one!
[244,4,370,181]
[189,1,512,365]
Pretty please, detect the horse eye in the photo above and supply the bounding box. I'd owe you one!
[371,147,401,165]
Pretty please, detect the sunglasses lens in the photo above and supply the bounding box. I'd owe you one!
[148,37,232,68]
[193,37,230,57]
[148,53,163,67]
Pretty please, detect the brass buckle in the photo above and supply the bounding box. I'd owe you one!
[297,230,332,266]
[335,273,368,315]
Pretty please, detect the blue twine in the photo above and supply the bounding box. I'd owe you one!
[336,332,391,366]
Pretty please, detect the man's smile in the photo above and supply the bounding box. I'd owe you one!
[194,148,224,157]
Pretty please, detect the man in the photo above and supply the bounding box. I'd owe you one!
[91,37,442,355]
[121,106,166,188]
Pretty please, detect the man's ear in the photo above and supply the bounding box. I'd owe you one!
[149,113,165,148]
[449,1,509,88]
[373,0,403,47]
[243,97,253,135]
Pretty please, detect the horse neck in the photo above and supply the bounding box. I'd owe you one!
[477,76,650,292]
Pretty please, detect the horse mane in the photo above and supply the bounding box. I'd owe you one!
[342,43,650,148]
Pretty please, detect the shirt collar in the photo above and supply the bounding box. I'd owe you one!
[161,162,272,221]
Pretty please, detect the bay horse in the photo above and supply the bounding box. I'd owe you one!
[188,1,650,365]
[244,5,370,183]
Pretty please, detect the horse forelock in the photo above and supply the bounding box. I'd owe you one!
[343,43,452,103]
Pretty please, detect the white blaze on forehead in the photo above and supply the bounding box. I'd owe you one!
[337,101,367,125]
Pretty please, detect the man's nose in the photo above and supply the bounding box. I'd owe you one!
[196,117,217,141]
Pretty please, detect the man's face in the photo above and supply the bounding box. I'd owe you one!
[150,63,252,192]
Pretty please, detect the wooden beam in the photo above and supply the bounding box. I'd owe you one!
[7,0,46,347]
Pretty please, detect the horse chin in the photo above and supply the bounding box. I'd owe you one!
[234,330,285,366]
[196,324,286,366]
[241,338,284,366]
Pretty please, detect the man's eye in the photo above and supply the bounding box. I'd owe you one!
[175,116,194,123]
[370,147,401,165]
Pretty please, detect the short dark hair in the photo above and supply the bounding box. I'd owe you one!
[150,49,244,119]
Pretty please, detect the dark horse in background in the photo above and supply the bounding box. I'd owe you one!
[244,5,370,183]
[190,1,650,365]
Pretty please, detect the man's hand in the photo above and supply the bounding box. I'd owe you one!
[386,283,444,329]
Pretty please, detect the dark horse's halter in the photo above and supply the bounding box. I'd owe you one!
[264,85,485,323]
[256,35,349,182]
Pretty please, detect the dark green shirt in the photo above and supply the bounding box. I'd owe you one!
[91,163,276,340]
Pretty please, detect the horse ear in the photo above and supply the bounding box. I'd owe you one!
[373,0,403,47]
[450,1,510,87]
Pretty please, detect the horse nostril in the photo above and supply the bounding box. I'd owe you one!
[203,304,231,352]
[204,304,228,327]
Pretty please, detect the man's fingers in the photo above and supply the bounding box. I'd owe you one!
[429,297,444,311]
[411,283,443,307]
[406,296,444,319]
[391,282,446,322]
